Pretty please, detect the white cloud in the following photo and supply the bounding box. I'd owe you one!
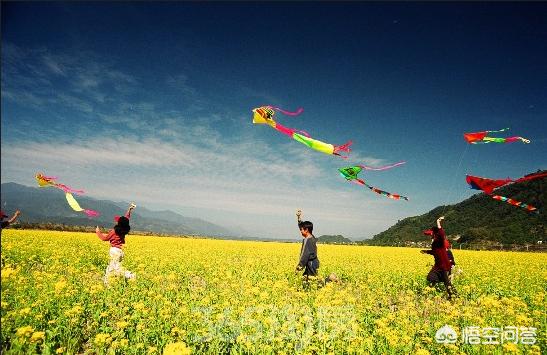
[1,135,409,238]
[166,73,197,96]
[2,44,138,114]
[43,55,66,76]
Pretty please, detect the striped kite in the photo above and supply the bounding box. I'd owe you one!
[35,173,100,217]
[466,172,547,212]
[252,106,352,158]
[339,165,409,201]
[464,128,530,144]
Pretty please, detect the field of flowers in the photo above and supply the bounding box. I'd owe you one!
[1,229,545,354]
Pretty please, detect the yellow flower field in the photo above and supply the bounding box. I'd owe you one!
[1,229,545,354]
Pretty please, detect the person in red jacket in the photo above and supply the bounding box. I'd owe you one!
[96,203,136,284]
[421,216,457,300]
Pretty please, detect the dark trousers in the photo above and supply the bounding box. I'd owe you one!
[447,249,456,265]
[427,268,457,299]
[303,259,320,276]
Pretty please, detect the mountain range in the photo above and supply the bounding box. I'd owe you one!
[2,171,546,246]
[0,182,238,237]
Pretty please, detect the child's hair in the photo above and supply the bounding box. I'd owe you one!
[298,220,313,233]
[114,216,131,237]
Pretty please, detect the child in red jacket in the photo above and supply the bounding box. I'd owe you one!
[96,203,136,284]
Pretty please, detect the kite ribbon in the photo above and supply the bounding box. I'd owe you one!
[349,176,409,201]
[492,195,538,213]
[481,136,530,144]
[292,133,352,158]
[65,193,100,217]
[272,121,311,138]
[363,181,409,201]
[358,161,406,171]
[269,106,304,116]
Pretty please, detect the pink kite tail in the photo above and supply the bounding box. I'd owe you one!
[333,141,353,159]
[41,175,58,180]
[270,106,304,116]
[274,122,311,138]
[274,122,298,138]
[358,161,406,171]
[83,209,100,218]
[56,183,85,195]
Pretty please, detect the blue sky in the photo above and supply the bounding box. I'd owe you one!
[2,2,546,239]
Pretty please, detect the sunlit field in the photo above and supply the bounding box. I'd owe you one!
[1,229,545,354]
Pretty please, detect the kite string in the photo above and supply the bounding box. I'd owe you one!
[456,144,480,203]
[442,144,469,214]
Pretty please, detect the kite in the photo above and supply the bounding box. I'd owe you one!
[252,106,352,158]
[463,128,530,144]
[466,172,547,212]
[338,166,409,201]
[35,173,100,217]
[36,174,85,194]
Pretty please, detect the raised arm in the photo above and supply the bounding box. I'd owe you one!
[7,210,21,224]
[96,226,110,241]
[436,216,445,229]
[125,203,136,219]
[296,209,302,225]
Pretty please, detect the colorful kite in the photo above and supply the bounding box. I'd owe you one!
[466,172,547,212]
[463,128,530,144]
[338,166,409,201]
[35,173,100,217]
[252,106,352,158]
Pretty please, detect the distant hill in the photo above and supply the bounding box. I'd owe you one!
[364,171,546,247]
[317,235,353,244]
[0,182,238,237]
